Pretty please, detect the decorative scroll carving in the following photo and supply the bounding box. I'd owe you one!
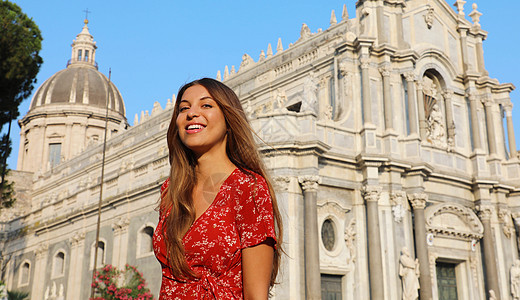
[362,185,382,203]
[112,217,130,235]
[318,201,351,217]
[298,175,321,192]
[498,208,514,239]
[344,218,357,267]
[35,243,49,260]
[274,176,291,191]
[425,203,484,240]
[476,205,494,221]
[424,6,435,29]
[70,231,85,247]
[359,56,370,69]
[390,191,407,223]
[408,193,428,210]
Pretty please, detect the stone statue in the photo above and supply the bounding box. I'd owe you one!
[301,72,318,114]
[489,289,497,300]
[427,103,446,147]
[239,53,254,70]
[57,284,65,300]
[512,259,520,299]
[300,23,311,40]
[399,247,420,300]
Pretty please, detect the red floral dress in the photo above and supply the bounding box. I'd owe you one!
[153,168,276,299]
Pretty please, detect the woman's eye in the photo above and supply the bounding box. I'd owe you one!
[202,104,213,108]
[179,106,189,112]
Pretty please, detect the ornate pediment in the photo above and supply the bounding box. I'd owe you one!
[425,203,483,240]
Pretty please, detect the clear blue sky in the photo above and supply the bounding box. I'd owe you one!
[5,0,520,169]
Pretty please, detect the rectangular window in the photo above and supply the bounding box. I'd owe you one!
[77,49,82,61]
[49,143,61,168]
[321,274,342,300]
[436,262,458,300]
[85,50,89,62]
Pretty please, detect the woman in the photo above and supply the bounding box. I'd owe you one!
[153,78,283,299]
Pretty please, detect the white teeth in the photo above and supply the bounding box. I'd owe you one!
[187,124,204,130]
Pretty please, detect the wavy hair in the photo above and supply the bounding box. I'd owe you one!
[159,78,283,286]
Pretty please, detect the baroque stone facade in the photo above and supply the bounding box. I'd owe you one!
[1,0,520,299]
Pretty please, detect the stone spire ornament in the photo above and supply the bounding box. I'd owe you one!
[230,65,236,75]
[216,70,221,81]
[224,65,229,80]
[469,3,482,27]
[454,0,466,16]
[266,43,273,58]
[330,10,337,26]
[259,50,266,62]
[134,114,139,126]
[277,38,283,53]
[342,4,349,21]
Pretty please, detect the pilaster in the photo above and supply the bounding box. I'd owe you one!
[404,72,419,136]
[32,243,49,299]
[112,217,130,269]
[67,232,85,300]
[503,103,517,158]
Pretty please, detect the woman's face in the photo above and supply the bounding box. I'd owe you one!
[175,85,228,157]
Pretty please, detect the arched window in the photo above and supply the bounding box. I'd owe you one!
[19,261,30,286]
[90,240,106,269]
[53,251,65,277]
[138,226,154,257]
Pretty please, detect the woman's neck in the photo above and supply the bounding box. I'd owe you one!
[195,151,236,183]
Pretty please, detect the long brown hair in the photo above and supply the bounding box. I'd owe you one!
[160,78,283,286]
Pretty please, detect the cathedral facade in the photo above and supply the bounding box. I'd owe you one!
[1,0,519,299]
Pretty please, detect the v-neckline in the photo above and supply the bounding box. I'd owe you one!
[183,167,239,239]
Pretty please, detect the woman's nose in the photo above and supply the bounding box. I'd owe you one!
[187,108,199,119]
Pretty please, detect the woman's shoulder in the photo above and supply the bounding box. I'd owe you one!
[231,168,267,186]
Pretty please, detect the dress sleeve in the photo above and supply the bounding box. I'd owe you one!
[234,174,277,249]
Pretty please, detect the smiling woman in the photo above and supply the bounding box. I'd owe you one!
[153,78,283,299]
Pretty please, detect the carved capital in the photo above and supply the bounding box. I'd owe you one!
[407,193,428,209]
[298,175,321,192]
[35,243,49,260]
[69,231,86,247]
[112,217,130,235]
[359,56,370,69]
[378,65,391,77]
[362,185,382,203]
[480,96,494,107]
[404,72,416,82]
[503,102,513,114]
[442,89,454,100]
[476,205,494,221]
[319,74,332,88]
[274,176,291,191]
[339,61,349,76]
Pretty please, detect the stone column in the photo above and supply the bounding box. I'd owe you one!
[468,92,482,151]
[360,56,373,125]
[379,65,393,131]
[477,205,501,299]
[404,72,419,136]
[408,193,433,300]
[416,80,427,140]
[298,175,322,300]
[112,218,130,268]
[362,185,384,300]
[503,103,517,158]
[31,243,48,298]
[67,232,85,300]
[475,36,488,75]
[482,97,497,156]
[443,90,456,149]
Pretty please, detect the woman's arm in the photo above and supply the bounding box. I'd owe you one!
[242,240,275,300]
